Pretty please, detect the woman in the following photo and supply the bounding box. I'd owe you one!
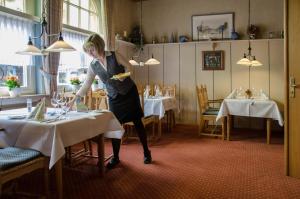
[69,33,152,169]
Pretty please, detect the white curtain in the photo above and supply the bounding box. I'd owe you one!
[0,14,33,66]
[59,30,92,68]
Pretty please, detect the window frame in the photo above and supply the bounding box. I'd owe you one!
[0,6,39,96]
[63,0,100,33]
[0,0,26,13]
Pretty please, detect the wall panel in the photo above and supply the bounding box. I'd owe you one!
[179,43,197,124]
[148,44,164,85]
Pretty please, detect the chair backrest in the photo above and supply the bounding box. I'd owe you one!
[63,92,75,103]
[87,89,108,110]
[137,85,145,111]
[202,85,209,110]
[196,85,208,114]
[162,85,176,97]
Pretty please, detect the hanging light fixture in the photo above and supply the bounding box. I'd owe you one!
[236,0,262,67]
[129,0,160,66]
[16,0,75,56]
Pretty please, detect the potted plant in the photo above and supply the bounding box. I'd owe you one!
[4,75,21,97]
[70,77,81,92]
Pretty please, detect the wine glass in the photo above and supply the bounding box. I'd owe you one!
[51,92,59,113]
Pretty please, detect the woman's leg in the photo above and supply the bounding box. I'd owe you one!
[111,138,121,158]
[106,139,121,169]
[133,119,152,163]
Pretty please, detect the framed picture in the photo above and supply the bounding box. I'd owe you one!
[202,50,224,70]
[192,13,234,41]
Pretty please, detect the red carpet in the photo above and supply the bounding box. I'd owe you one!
[4,125,300,199]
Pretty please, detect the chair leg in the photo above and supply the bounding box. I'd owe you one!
[221,117,225,140]
[44,159,49,199]
[171,110,175,128]
[199,119,205,136]
[87,141,93,156]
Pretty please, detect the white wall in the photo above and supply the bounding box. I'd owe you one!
[116,39,284,125]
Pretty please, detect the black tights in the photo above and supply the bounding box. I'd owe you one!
[111,119,150,158]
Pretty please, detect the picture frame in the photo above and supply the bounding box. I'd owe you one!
[202,50,224,70]
[192,13,234,41]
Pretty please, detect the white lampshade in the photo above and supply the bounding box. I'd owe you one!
[145,55,160,65]
[129,58,139,66]
[45,32,75,52]
[251,59,263,67]
[237,57,251,66]
[45,40,75,52]
[16,38,42,55]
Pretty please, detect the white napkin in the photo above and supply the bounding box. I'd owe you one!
[27,98,46,121]
[226,89,237,99]
[27,100,42,119]
[76,102,89,112]
[260,91,269,100]
[144,88,150,99]
[34,98,46,121]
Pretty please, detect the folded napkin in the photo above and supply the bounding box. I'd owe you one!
[155,87,162,97]
[76,102,89,112]
[260,91,269,100]
[226,89,237,99]
[34,98,46,121]
[27,98,46,121]
[144,88,150,99]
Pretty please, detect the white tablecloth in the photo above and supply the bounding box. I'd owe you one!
[0,108,124,168]
[144,96,178,119]
[216,99,283,126]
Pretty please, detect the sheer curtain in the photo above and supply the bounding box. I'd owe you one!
[101,0,115,51]
[0,14,33,66]
[59,30,92,68]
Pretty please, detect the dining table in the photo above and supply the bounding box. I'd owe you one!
[0,108,124,199]
[144,96,178,139]
[216,97,283,144]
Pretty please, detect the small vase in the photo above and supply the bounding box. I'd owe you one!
[8,87,22,97]
[91,84,99,91]
[71,84,81,92]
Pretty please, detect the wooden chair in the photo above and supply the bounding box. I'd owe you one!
[0,147,49,198]
[87,89,109,110]
[161,85,176,131]
[123,86,156,143]
[196,85,226,140]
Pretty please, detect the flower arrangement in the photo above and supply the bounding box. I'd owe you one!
[245,89,252,99]
[70,77,81,85]
[4,75,21,91]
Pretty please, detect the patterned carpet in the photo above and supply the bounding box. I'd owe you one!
[3,125,300,199]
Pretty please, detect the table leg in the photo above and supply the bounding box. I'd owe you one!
[227,115,232,141]
[267,119,271,144]
[55,159,63,199]
[96,134,104,176]
[158,117,162,140]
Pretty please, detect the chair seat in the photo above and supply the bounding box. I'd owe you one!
[0,147,41,171]
[203,109,220,115]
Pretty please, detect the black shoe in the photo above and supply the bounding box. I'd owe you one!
[144,151,152,164]
[106,157,120,169]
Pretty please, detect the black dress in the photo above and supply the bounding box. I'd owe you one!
[90,52,143,124]
[109,84,143,124]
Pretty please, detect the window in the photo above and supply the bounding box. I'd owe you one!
[0,0,25,12]
[58,30,93,86]
[63,0,100,33]
[0,13,35,95]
